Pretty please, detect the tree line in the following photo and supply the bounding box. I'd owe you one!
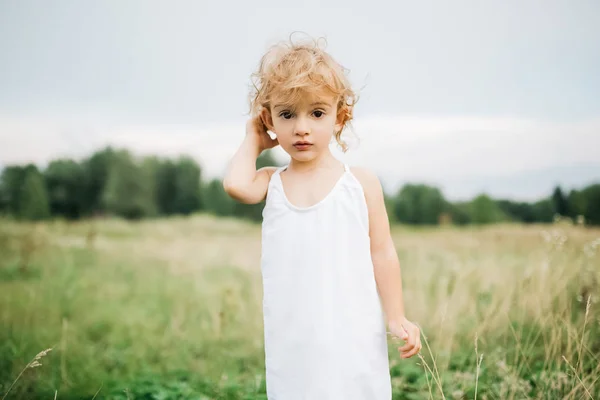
[389,183,599,226]
[1,146,598,226]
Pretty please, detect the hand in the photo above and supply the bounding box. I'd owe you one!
[388,317,422,359]
[246,116,279,152]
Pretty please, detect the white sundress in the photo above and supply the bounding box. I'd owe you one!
[260,163,392,399]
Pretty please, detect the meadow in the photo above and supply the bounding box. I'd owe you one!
[0,215,599,399]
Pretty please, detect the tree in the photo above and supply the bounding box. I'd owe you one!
[44,159,86,219]
[567,189,586,220]
[448,202,471,225]
[204,179,235,216]
[581,184,600,226]
[496,199,536,223]
[19,166,50,221]
[81,147,115,216]
[551,186,569,217]
[173,156,203,215]
[393,184,448,225]
[0,165,26,216]
[102,150,156,219]
[149,158,177,215]
[470,194,505,224]
[532,198,555,223]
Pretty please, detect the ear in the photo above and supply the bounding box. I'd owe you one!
[260,108,275,132]
[334,107,346,134]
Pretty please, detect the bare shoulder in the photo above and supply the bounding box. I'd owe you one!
[349,166,390,240]
[349,166,383,196]
[257,166,279,192]
[259,166,279,178]
[260,165,280,190]
[225,166,279,205]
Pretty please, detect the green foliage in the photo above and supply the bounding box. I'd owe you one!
[172,156,203,215]
[1,219,599,398]
[496,199,536,223]
[18,167,50,221]
[205,179,235,217]
[149,157,178,215]
[551,186,568,216]
[0,165,27,216]
[532,198,555,223]
[143,155,204,216]
[82,146,116,215]
[567,189,586,220]
[448,201,471,225]
[103,150,156,219]
[393,184,448,225]
[1,145,599,225]
[98,372,269,400]
[470,193,505,224]
[44,159,86,219]
[580,184,600,225]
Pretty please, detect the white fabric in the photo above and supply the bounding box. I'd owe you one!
[260,163,392,399]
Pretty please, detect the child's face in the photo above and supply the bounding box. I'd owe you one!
[263,93,343,163]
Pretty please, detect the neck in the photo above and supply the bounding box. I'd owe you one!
[287,149,339,174]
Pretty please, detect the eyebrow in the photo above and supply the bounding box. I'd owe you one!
[273,102,330,109]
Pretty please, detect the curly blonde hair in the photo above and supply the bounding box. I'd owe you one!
[249,34,358,152]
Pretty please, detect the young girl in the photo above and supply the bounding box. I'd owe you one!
[223,36,421,399]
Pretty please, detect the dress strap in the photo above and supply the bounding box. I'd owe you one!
[270,166,287,186]
[273,165,287,175]
[273,164,347,177]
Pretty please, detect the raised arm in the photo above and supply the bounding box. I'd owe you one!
[223,117,279,204]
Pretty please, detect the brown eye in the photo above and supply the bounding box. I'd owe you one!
[313,110,325,118]
[279,111,293,119]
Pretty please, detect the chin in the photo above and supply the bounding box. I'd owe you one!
[281,146,313,160]
[290,151,318,163]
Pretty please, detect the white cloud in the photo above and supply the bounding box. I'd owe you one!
[344,115,600,179]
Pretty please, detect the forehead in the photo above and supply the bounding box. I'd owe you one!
[271,91,337,110]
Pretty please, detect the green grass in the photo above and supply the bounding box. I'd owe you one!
[0,215,599,399]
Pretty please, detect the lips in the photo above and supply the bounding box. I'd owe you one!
[293,142,313,150]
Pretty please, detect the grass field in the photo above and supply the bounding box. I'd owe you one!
[0,215,599,399]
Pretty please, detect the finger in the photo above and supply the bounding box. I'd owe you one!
[399,327,420,352]
[413,339,421,354]
[405,328,416,348]
[401,348,417,359]
[401,341,422,358]
[398,340,414,352]
[413,325,421,339]
[401,345,421,359]
[399,344,414,353]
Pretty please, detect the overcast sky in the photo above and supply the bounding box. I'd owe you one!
[1,0,599,200]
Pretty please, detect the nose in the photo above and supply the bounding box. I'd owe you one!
[294,116,310,136]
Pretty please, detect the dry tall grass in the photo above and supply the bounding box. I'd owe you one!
[0,215,598,399]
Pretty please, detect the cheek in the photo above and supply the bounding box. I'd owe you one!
[271,119,287,135]
[276,136,294,149]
